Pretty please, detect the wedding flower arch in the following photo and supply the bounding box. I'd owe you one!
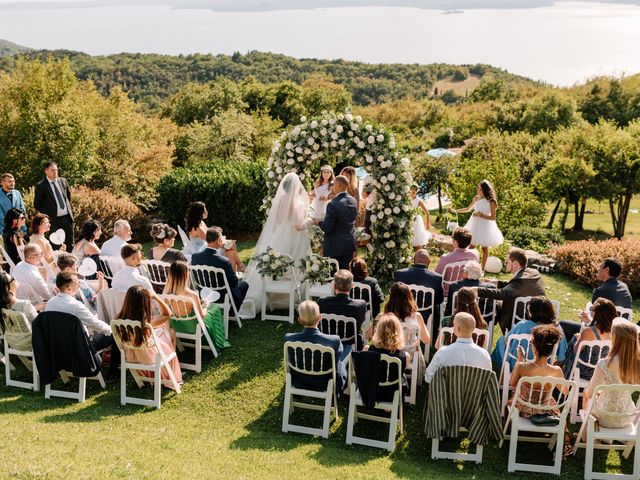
[264,111,414,281]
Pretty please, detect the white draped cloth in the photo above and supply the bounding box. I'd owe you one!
[244,172,312,312]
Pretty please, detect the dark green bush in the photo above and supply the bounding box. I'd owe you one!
[156,160,266,235]
[506,226,564,253]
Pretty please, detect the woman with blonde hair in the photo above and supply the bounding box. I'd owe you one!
[582,322,640,428]
[365,313,410,369]
[310,165,334,220]
[163,261,230,350]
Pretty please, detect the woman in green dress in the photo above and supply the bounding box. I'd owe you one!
[163,261,230,350]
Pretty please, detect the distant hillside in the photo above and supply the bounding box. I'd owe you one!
[0,39,31,56]
[0,46,539,111]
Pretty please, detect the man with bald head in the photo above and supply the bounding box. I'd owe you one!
[314,175,357,269]
[424,312,491,383]
[12,243,54,302]
[394,249,444,334]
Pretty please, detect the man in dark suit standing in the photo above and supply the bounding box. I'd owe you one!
[284,300,349,393]
[592,258,632,309]
[34,162,74,251]
[315,175,357,270]
[318,269,367,350]
[191,226,249,311]
[476,248,546,334]
[394,249,444,334]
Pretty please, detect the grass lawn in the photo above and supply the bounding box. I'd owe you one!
[1,246,639,479]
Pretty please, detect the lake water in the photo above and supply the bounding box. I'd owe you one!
[1,1,639,85]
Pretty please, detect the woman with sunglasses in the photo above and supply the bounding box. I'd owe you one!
[2,208,26,266]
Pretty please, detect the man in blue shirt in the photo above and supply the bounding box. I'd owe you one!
[0,173,26,236]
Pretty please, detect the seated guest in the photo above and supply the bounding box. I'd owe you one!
[509,325,564,417]
[582,322,640,429]
[72,219,102,279]
[191,226,248,311]
[45,272,119,377]
[394,249,444,335]
[100,220,131,258]
[163,260,229,350]
[492,296,567,368]
[563,297,614,380]
[435,227,479,274]
[364,313,410,389]
[28,213,59,274]
[0,272,38,354]
[186,201,244,272]
[12,244,54,301]
[149,223,186,263]
[3,208,26,265]
[380,282,429,378]
[438,287,488,349]
[593,257,632,308]
[445,261,494,316]
[476,247,545,334]
[284,300,348,392]
[425,312,492,383]
[349,256,384,318]
[318,269,367,350]
[57,252,105,311]
[111,243,153,292]
[114,285,181,388]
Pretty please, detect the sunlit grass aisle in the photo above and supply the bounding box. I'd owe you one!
[1,252,639,478]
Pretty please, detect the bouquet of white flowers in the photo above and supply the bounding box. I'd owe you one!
[251,247,294,279]
[299,254,334,285]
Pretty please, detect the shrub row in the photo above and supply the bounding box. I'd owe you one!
[553,238,640,295]
[506,226,564,253]
[23,186,146,240]
[156,160,266,235]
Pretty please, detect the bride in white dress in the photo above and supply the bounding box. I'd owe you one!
[450,180,503,270]
[243,172,312,312]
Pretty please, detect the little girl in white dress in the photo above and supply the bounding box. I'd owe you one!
[409,185,432,249]
[451,180,503,270]
[309,165,334,220]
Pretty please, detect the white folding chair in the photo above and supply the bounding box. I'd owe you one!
[282,341,339,439]
[160,294,218,372]
[45,368,106,403]
[509,296,561,333]
[401,323,421,405]
[303,257,338,301]
[345,353,404,452]
[140,260,171,292]
[440,260,467,312]
[111,319,182,409]
[1,309,38,390]
[98,255,124,283]
[407,284,436,359]
[350,282,373,324]
[501,376,576,475]
[435,326,490,351]
[568,339,612,424]
[616,306,634,322]
[260,254,298,324]
[499,334,534,415]
[451,290,496,352]
[320,313,358,352]
[0,244,17,273]
[573,384,640,480]
[190,264,249,337]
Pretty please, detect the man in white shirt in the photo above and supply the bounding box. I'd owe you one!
[45,271,120,376]
[100,220,132,257]
[12,244,54,302]
[111,243,153,292]
[425,312,492,383]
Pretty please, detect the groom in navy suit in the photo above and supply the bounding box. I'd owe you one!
[315,175,357,270]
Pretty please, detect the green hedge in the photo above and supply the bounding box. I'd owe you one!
[506,226,564,253]
[157,160,266,235]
